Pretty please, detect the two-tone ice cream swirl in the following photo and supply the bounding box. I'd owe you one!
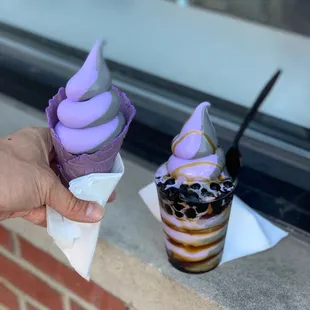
[167,102,227,183]
[156,102,233,193]
[55,40,125,154]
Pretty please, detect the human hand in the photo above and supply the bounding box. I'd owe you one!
[0,127,115,226]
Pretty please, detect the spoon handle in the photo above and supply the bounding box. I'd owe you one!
[233,70,282,147]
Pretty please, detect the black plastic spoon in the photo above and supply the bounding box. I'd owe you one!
[225,70,282,180]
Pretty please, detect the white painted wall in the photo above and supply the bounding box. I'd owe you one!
[0,0,309,128]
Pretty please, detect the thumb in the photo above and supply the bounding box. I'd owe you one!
[47,176,104,223]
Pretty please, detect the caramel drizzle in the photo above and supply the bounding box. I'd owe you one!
[164,228,226,248]
[162,218,229,235]
[171,130,216,154]
[218,175,225,181]
[167,235,225,252]
[206,204,213,214]
[169,247,224,265]
[174,173,210,182]
[171,161,222,181]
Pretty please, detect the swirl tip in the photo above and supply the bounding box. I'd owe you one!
[201,101,211,109]
[171,101,217,160]
[95,39,107,50]
[65,39,111,102]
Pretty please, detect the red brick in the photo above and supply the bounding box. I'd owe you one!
[0,225,14,252]
[70,300,86,310]
[0,253,63,310]
[19,237,126,309]
[0,283,19,310]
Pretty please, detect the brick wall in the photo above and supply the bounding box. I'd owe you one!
[0,225,127,310]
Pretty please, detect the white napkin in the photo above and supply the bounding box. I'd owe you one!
[47,153,124,280]
[139,182,288,265]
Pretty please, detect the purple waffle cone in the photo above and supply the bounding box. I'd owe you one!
[46,87,135,182]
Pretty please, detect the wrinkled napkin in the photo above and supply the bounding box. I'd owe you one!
[47,154,124,280]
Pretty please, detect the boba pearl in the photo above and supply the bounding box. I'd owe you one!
[190,183,201,190]
[185,208,197,219]
[210,182,221,191]
[165,178,176,186]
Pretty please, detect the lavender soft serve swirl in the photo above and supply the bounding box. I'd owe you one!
[55,40,125,154]
[156,102,235,201]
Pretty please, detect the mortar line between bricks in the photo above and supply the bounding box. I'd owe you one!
[18,297,27,310]
[62,294,71,310]
[0,278,48,310]
[0,246,98,310]
[0,304,10,310]
[12,232,21,257]
[65,294,97,310]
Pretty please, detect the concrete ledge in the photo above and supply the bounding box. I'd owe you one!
[1,94,310,310]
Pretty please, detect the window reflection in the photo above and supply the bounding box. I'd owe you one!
[168,0,310,37]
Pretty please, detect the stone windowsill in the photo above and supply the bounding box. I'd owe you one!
[1,94,310,310]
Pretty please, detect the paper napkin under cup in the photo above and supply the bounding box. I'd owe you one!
[139,182,288,265]
[47,153,124,280]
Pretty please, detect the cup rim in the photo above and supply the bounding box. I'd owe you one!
[156,178,238,204]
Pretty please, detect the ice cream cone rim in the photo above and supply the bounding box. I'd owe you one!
[46,86,136,165]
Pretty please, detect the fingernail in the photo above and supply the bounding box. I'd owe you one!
[86,203,104,221]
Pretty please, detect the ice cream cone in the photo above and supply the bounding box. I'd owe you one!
[46,85,134,279]
[44,39,135,279]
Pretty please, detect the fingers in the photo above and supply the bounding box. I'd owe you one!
[22,207,47,227]
[47,176,104,223]
[108,191,116,202]
[12,127,54,162]
[33,127,54,159]
[0,211,28,221]
[0,208,47,227]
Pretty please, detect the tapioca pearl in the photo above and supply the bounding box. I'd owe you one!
[185,208,197,219]
[190,183,201,190]
[174,203,185,212]
[157,189,167,200]
[181,183,189,189]
[166,187,178,199]
[211,199,224,215]
[223,181,234,190]
[175,211,183,218]
[186,192,200,206]
[196,203,210,213]
[220,189,229,195]
[220,184,229,192]
[163,203,173,215]
[210,182,221,191]
[201,188,213,197]
[165,178,176,186]
[157,182,166,192]
[188,191,199,200]
[177,183,187,196]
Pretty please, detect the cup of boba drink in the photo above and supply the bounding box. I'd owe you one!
[155,101,237,273]
[155,177,236,273]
